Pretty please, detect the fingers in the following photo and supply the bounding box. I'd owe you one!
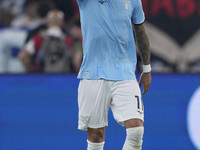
[139,80,144,95]
[139,81,147,95]
[142,85,147,95]
[139,80,142,88]
[139,73,151,95]
[142,83,150,95]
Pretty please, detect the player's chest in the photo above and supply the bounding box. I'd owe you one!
[93,0,133,18]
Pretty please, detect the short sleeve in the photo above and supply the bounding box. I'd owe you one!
[131,0,145,25]
[24,40,35,55]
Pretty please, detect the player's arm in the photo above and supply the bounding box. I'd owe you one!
[19,40,35,73]
[19,50,32,72]
[133,23,151,95]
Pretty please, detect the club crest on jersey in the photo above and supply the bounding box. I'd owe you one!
[121,1,130,10]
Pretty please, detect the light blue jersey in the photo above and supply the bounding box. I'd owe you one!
[77,0,145,81]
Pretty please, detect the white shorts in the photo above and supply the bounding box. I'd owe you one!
[78,79,144,131]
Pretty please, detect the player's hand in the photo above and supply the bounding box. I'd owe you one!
[139,72,151,95]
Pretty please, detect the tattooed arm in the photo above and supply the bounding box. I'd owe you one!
[133,24,150,65]
[133,23,151,95]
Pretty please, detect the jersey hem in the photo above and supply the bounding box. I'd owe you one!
[77,76,137,81]
[133,21,145,26]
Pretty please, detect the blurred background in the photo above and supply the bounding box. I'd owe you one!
[0,0,200,149]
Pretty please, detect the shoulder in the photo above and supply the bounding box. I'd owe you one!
[32,35,44,51]
[131,0,143,9]
[65,36,73,49]
[25,24,47,43]
[33,35,44,41]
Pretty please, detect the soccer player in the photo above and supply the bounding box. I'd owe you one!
[77,0,151,149]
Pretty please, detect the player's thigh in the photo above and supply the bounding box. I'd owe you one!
[111,80,144,126]
[78,79,111,131]
[124,119,143,129]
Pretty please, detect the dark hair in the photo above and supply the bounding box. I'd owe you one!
[37,0,56,18]
[23,0,40,8]
[70,18,81,27]
[52,0,74,22]
[0,7,14,26]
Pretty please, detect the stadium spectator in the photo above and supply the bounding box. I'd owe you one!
[0,5,14,27]
[69,18,82,73]
[0,0,25,16]
[11,0,42,30]
[0,28,27,73]
[0,3,27,73]
[24,0,56,43]
[19,10,73,73]
[0,33,27,74]
[52,0,75,22]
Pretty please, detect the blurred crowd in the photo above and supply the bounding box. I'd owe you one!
[0,0,81,73]
[0,0,200,73]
